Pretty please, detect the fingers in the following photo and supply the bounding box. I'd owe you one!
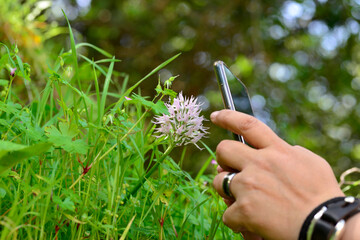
[222,201,245,233]
[210,110,286,149]
[213,171,239,199]
[223,198,234,207]
[216,139,256,171]
[241,231,264,240]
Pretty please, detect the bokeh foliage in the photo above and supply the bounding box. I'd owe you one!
[58,0,360,174]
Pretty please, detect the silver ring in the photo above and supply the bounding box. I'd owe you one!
[223,172,236,198]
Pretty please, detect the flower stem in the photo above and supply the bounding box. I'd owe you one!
[124,144,175,204]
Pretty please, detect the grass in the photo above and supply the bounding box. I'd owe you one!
[0,19,244,239]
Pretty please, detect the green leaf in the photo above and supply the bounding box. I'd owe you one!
[62,10,80,90]
[0,43,16,66]
[161,88,177,98]
[99,56,115,123]
[0,79,9,86]
[76,42,112,58]
[53,196,75,212]
[130,94,169,114]
[58,122,78,138]
[0,141,52,174]
[0,187,6,198]
[15,55,30,81]
[0,101,21,114]
[61,197,75,211]
[0,119,10,128]
[115,53,181,109]
[45,123,88,154]
[62,139,88,154]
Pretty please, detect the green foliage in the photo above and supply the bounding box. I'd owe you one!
[45,122,88,154]
[0,141,51,174]
[0,24,234,239]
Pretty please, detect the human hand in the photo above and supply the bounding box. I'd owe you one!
[217,165,264,240]
[211,110,344,240]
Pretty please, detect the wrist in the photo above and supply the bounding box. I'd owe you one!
[340,212,360,240]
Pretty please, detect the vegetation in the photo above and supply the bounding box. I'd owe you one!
[1,0,360,239]
[0,14,243,239]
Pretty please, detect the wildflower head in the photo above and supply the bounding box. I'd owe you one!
[10,67,17,77]
[153,92,208,149]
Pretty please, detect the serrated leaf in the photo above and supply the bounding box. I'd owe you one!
[58,121,78,138]
[61,197,75,211]
[53,196,75,212]
[154,101,169,115]
[62,188,82,204]
[0,102,21,114]
[52,195,62,205]
[162,88,177,98]
[62,139,88,154]
[0,141,52,174]
[0,119,10,127]
[45,123,88,154]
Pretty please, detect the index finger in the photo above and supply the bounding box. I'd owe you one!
[210,110,285,149]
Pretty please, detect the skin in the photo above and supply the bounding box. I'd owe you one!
[210,110,360,240]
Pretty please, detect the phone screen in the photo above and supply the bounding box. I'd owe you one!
[223,66,254,116]
[214,61,254,142]
[214,61,254,116]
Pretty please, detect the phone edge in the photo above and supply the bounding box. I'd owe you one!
[214,61,245,143]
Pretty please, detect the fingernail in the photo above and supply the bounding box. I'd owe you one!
[210,111,219,121]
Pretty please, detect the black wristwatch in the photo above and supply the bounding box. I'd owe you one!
[299,196,360,240]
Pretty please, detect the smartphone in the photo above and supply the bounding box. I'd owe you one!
[213,60,254,143]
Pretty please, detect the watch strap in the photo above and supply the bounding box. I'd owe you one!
[299,197,345,240]
[311,196,360,240]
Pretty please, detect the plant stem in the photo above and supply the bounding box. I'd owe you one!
[3,75,14,103]
[124,144,175,204]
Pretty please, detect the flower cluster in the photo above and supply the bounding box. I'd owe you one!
[153,92,208,149]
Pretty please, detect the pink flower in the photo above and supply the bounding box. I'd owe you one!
[125,96,132,101]
[10,67,16,77]
[153,92,208,149]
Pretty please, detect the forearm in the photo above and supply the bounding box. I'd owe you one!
[341,213,360,240]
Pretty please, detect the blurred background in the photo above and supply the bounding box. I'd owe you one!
[2,0,360,176]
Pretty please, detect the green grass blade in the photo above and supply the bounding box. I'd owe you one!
[36,80,52,125]
[0,42,16,66]
[79,54,107,76]
[76,42,113,58]
[115,53,181,109]
[62,9,81,90]
[119,215,136,240]
[194,141,216,181]
[99,56,115,123]
[14,55,27,80]
[177,197,210,239]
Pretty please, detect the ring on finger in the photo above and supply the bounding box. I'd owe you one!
[222,172,237,198]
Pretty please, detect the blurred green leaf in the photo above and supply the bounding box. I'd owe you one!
[0,141,52,174]
[0,187,5,198]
